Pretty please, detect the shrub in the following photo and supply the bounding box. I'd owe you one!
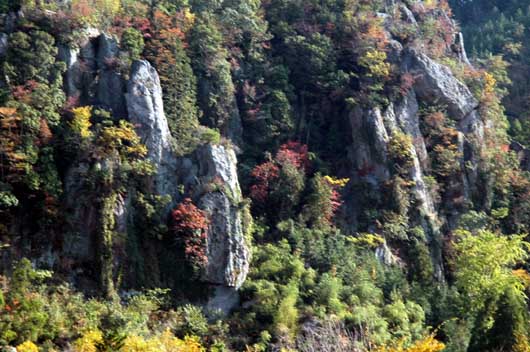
[198,127,221,145]
[74,331,103,352]
[16,341,39,352]
[375,334,445,352]
[171,199,209,269]
[303,174,348,228]
[70,106,92,139]
[121,28,145,60]
[388,132,415,173]
[249,141,310,213]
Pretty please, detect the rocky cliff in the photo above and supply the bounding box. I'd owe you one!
[344,3,490,275]
[59,35,250,309]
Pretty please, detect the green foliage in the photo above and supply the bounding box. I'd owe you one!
[121,28,145,60]
[3,30,64,86]
[240,240,307,340]
[0,259,50,345]
[452,229,529,314]
[3,2,530,352]
[388,132,414,172]
[188,14,237,135]
[145,23,203,153]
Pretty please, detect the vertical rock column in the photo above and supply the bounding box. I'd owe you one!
[126,60,250,311]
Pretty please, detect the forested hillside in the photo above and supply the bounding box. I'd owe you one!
[0,0,529,351]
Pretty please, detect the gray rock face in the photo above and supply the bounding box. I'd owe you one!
[58,44,81,98]
[125,59,250,293]
[63,162,98,263]
[346,48,486,277]
[405,49,478,120]
[0,33,8,57]
[126,60,172,189]
[399,3,417,25]
[58,31,126,115]
[383,91,437,222]
[194,144,250,289]
[453,32,471,66]
[97,33,120,66]
[511,142,530,171]
[57,29,100,102]
[375,241,400,266]
[349,106,390,186]
[97,34,126,117]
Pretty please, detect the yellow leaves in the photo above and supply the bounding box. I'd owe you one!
[73,330,103,352]
[95,0,121,16]
[376,334,445,352]
[122,335,160,352]
[99,120,147,158]
[514,333,530,352]
[73,330,204,352]
[16,341,39,352]
[349,233,385,249]
[71,106,93,139]
[323,175,349,188]
[71,0,120,24]
[483,71,497,97]
[0,107,18,117]
[513,269,530,288]
[359,50,391,79]
[183,8,196,30]
[123,331,205,352]
[423,0,437,9]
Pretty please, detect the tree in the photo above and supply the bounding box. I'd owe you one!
[144,13,202,153]
[121,28,145,61]
[452,229,529,314]
[171,198,209,271]
[249,141,309,220]
[188,14,239,139]
[70,106,93,139]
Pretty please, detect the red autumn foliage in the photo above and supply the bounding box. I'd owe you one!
[0,108,27,182]
[38,119,53,145]
[250,141,310,203]
[249,161,280,202]
[63,95,80,111]
[171,198,209,267]
[323,178,345,225]
[71,0,95,19]
[112,16,153,39]
[276,141,310,171]
[399,73,416,96]
[12,80,38,102]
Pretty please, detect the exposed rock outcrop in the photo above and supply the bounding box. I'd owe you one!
[194,144,250,289]
[61,56,251,304]
[58,31,126,115]
[453,32,471,66]
[58,29,100,103]
[96,34,126,117]
[125,59,250,307]
[126,60,173,195]
[404,49,478,120]
[346,49,485,278]
[511,141,530,172]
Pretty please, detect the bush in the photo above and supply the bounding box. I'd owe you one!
[388,132,415,173]
[171,199,209,271]
[16,341,39,352]
[121,28,145,60]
